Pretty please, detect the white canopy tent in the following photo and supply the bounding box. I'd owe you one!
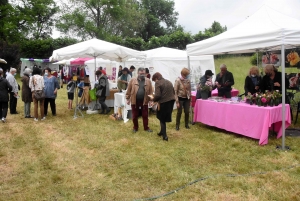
[187,5,300,149]
[125,47,215,88]
[52,58,76,65]
[49,38,146,62]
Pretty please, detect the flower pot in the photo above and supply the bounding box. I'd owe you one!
[269,99,274,107]
[257,99,262,107]
[201,91,209,100]
[274,98,280,106]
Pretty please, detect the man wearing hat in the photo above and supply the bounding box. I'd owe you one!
[215,64,235,98]
[196,70,214,99]
[117,67,131,91]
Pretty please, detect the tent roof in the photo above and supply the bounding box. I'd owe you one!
[70,58,93,65]
[49,38,146,62]
[187,5,300,56]
[85,58,116,64]
[143,47,188,59]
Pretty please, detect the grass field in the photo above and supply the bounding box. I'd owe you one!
[1,56,300,201]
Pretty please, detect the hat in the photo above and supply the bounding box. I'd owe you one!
[205,70,214,76]
[122,67,130,73]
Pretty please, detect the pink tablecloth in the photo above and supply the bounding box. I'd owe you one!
[194,100,291,145]
[211,88,239,96]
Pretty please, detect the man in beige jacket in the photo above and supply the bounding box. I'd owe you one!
[126,68,153,133]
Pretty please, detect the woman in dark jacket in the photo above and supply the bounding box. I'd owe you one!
[244,66,262,95]
[0,68,13,123]
[196,70,214,99]
[21,68,33,118]
[260,64,289,93]
[151,72,175,141]
[95,70,110,114]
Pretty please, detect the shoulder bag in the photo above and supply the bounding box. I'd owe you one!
[32,76,45,101]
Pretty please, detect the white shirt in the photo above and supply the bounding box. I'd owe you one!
[6,73,18,93]
[29,75,45,91]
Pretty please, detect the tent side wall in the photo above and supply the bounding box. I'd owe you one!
[85,60,120,89]
[20,60,59,76]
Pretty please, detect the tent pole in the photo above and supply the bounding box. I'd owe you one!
[187,56,190,70]
[281,44,288,150]
[256,51,259,67]
[94,56,96,77]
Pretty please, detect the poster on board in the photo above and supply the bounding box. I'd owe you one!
[262,52,281,67]
[285,49,300,68]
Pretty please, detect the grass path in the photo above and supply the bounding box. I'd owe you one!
[0,56,300,200]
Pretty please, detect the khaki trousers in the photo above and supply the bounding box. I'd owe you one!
[32,93,45,119]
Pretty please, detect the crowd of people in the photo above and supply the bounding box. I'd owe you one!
[0,67,59,122]
[0,63,289,141]
[197,63,289,100]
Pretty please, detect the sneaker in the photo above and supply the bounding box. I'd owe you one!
[41,117,46,121]
[1,118,6,123]
[34,118,38,121]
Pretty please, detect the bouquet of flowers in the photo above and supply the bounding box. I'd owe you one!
[200,78,213,92]
[246,90,282,107]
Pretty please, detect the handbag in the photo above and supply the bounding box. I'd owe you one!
[32,76,45,101]
[152,102,160,111]
[34,90,45,101]
[89,88,97,101]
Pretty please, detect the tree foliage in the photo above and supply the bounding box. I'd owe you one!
[20,37,78,58]
[9,0,59,40]
[193,21,227,42]
[0,41,20,70]
[139,0,178,41]
[56,0,146,40]
[0,0,229,68]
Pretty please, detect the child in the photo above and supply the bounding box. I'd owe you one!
[67,78,76,109]
[77,78,84,98]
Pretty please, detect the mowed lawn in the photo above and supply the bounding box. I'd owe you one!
[1,56,300,201]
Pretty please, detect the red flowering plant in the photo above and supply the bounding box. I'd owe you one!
[246,90,281,106]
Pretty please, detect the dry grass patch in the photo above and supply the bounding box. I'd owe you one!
[0,56,300,200]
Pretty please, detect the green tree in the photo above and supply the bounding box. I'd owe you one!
[168,30,194,50]
[0,0,23,42]
[19,37,78,58]
[9,0,59,40]
[56,0,146,40]
[0,41,20,70]
[123,37,146,51]
[139,0,179,41]
[194,21,227,42]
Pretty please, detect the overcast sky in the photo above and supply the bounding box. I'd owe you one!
[52,0,300,38]
[174,0,300,34]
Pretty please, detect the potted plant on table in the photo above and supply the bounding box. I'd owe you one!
[199,78,213,100]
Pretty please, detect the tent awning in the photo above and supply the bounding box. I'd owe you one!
[50,38,146,62]
[187,5,300,56]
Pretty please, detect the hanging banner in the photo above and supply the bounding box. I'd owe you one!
[285,49,300,68]
[262,52,281,67]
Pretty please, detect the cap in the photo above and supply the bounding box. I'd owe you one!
[205,70,214,76]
